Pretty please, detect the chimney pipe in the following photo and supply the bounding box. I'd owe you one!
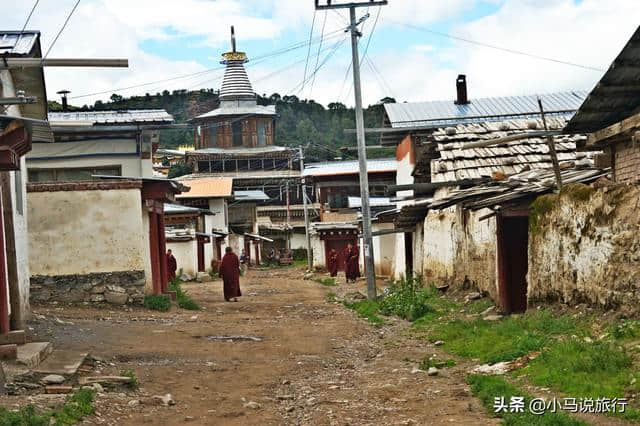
[57,89,70,112]
[455,74,468,105]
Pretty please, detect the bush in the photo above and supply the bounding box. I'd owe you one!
[379,275,435,321]
[169,279,200,311]
[143,294,171,311]
[292,248,307,261]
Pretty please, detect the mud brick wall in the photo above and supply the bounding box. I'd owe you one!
[614,141,640,184]
[30,271,146,305]
[528,182,640,311]
[421,206,498,300]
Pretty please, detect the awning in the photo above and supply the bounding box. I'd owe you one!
[244,232,274,242]
[196,231,228,238]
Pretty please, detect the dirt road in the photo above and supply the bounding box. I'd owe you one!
[25,268,496,425]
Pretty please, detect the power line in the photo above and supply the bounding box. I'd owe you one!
[394,20,605,72]
[301,9,317,94]
[366,56,396,99]
[10,0,40,54]
[43,0,81,61]
[309,10,328,97]
[360,6,381,64]
[288,36,348,95]
[69,28,347,100]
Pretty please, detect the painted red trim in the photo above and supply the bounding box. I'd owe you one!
[0,192,9,334]
[148,211,161,295]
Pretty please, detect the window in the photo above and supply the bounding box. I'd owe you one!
[232,121,243,147]
[28,166,122,182]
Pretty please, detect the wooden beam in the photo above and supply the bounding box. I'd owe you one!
[595,84,640,93]
[589,110,640,145]
[461,130,560,149]
[0,58,128,69]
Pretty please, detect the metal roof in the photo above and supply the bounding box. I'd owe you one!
[420,117,589,183]
[193,104,276,120]
[347,196,393,208]
[303,159,397,177]
[164,203,213,215]
[234,190,269,201]
[384,91,587,129]
[48,109,173,125]
[175,177,233,199]
[565,26,640,134]
[189,145,290,155]
[0,31,39,56]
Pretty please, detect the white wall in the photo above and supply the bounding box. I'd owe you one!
[311,234,325,268]
[290,232,307,250]
[167,239,198,277]
[392,148,415,279]
[28,188,148,277]
[27,153,150,179]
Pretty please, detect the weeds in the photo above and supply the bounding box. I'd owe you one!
[120,369,139,389]
[143,294,171,312]
[468,375,585,426]
[169,279,200,311]
[379,276,435,321]
[326,292,338,303]
[314,277,337,287]
[611,319,640,340]
[420,357,456,370]
[0,388,95,426]
[345,299,384,325]
[427,310,581,363]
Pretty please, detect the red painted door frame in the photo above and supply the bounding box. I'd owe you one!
[148,210,161,295]
[496,212,529,313]
[157,207,168,293]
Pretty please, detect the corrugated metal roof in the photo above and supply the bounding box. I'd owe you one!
[347,196,393,208]
[566,26,640,134]
[176,177,233,199]
[190,145,289,155]
[303,159,397,177]
[0,31,39,55]
[48,109,173,125]
[164,203,212,215]
[385,91,587,129]
[234,190,269,201]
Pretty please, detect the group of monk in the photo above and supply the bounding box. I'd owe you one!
[327,243,360,283]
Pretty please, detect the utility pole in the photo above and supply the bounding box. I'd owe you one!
[315,0,387,300]
[299,146,313,270]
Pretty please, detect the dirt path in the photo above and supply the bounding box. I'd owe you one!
[24,268,496,425]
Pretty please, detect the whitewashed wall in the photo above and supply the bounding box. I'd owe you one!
[392,147,415,279]
[167,239,198,277]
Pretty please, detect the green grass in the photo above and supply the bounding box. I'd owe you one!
[424,310,582,364]
[466,298,495,314]
[314,277,337,287]
[120,369,139,389]
[326,292,338,303]
[0,388,95,426]
[169,279,200,311]
[468,375,586,426]
[345,299,384,325]
[143,294,171,311]
[420,357,456,370]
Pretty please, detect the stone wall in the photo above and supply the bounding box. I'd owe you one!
[30,271,146,305]
[528,182,640,310]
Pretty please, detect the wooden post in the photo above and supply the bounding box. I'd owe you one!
[157,208,168,293]
[0,186,9,335]
[537,98,563,191]
[0,173,21,330]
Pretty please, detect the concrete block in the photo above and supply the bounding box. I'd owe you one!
[35,350,88,375]
[0,344,17,360]
[17,342,53,368]
[0,330,26,345]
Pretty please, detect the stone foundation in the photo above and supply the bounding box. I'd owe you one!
[30,271,146,305]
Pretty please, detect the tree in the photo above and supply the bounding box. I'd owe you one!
[168,163,193,179]
[110,93,124,103]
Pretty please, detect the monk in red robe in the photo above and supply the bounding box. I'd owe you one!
[166,249,177,281]
[327,249,339,277]
[219,246,241,302]
[345,243,360,283]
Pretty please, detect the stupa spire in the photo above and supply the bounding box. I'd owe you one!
[219,26,255,102]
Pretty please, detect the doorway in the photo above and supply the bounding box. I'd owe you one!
[324,238,356,272]
[497,215,529,313]
[404,232,413,276]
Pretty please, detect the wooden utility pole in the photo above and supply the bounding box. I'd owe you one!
[537,98,563,190]
[299,146,313,270]
[315,0,387,300]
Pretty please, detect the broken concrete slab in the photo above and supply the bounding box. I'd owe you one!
[17,342,52,368]
[78,376,133,386]
[41,374,66,385]
[34,350,87,375]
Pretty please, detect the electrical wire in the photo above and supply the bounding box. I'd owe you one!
[309,10,328,97]
[288,36,348,95]
[393,20,605,72]
[10,0,40,53]
[301,9,317,93]
[43,0,81,61]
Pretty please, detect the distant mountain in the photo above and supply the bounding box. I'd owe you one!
[48,89,396,162]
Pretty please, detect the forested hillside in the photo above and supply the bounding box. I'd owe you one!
[49,89,396,162]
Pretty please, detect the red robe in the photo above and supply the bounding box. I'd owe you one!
[327,250,339,277]
[219,252,241,300]
[166,254,177,280]
[345,246,360,281]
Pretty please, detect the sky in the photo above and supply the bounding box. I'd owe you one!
[3,0,640,108]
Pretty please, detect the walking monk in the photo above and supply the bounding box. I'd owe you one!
[345,243,360,283]
[327,248,339,277]
[166,249,177,281]
[219,246,241,302]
